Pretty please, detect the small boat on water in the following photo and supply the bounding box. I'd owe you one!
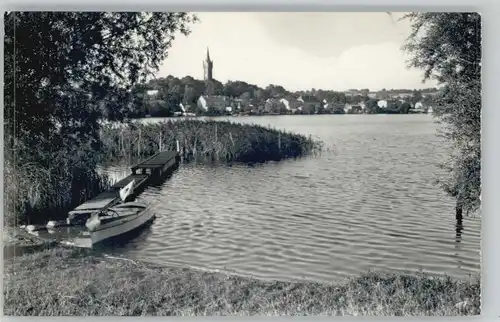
[63,179,155,248]
[22,151,182,248]
[63,201,156,248]
[26,179,156,248]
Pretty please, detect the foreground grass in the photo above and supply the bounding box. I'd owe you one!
[3,247,480,316]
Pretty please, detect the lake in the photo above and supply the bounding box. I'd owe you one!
[99,114,481,283]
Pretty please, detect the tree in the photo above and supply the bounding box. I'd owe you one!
[240,91,253,101]
[402,13,481,221]
[379,88,389,100]
[183,86,197,104]
[4,12,197,222]
[205,79,223,96]
[5,12,197,154]
[400,102,412,114]
[365,99,379,114]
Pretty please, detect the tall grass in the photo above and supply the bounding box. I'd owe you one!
[4,144,111,226]
[100,120,323,164]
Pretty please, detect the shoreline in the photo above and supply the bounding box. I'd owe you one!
[134,112,434,119]
[3,246,480,316]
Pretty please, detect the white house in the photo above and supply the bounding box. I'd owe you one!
[414,102,424,110]
[377,100,388,108]
[197,95,229,112]
[279,98,291,111]
[146,89,159,97]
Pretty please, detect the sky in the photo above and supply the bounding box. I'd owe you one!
[157,12,438,92]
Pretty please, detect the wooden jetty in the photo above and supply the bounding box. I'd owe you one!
[70,151,180,214]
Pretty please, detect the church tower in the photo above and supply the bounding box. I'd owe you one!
[203,47,213,81]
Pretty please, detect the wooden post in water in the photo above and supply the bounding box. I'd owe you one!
[120,129,124,156]
[159,132,163,152]
[278,132,281,151]
[456,199,463,224]
[176,140,180,153]
[138,129,141,156]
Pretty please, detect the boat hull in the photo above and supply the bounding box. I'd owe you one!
[61,208,156,248]
[92,208,156,244]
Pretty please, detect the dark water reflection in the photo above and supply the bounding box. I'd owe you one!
[98,115,480,283]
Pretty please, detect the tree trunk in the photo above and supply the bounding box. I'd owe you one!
[456,200,463,224]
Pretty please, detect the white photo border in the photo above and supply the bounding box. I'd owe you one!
[1,0,497,321]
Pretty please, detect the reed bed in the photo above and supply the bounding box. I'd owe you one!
[100,120,324,164]
[4,147,111,226]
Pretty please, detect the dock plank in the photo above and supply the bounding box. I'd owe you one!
[72,190,119,211]
[70,151,179,214]
[131,151,178,170]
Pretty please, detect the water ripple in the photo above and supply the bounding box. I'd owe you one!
[100,115,481,283]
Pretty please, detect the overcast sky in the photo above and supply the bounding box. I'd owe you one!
[157,12,437,92]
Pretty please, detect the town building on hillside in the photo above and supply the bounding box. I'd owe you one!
[393,92,413,99]
[177,103,196,116]
[410,101,427,114]
[146,89,159,97]
[344,103,364,114]
[279,98,291,111]
[279,98,301,114]
[264,98,287,114]
[377,99,388,108]
[332,103,346,114]
[346,104,363,114]
[422,91,438,98]
[345,89,360,97]
[379,99,401,113]
[197,95,230,112]
[322,99,329,109]
[288,97,321,114]
[234,98,252,111]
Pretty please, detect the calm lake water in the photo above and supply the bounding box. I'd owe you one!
[100,114,481,283]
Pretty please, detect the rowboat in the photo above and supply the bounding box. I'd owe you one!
[20,151,183,248]
[25,179,155,248]
[62,201,156,248]
[60,179,155,248]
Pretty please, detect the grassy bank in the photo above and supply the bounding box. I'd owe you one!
[100,119,323,164]
[3,247,480,316]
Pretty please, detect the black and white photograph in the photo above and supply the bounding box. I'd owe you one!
[3,11,481,316]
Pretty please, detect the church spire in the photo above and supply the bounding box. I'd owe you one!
[206,47,211,62]
[203,47,213,81]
